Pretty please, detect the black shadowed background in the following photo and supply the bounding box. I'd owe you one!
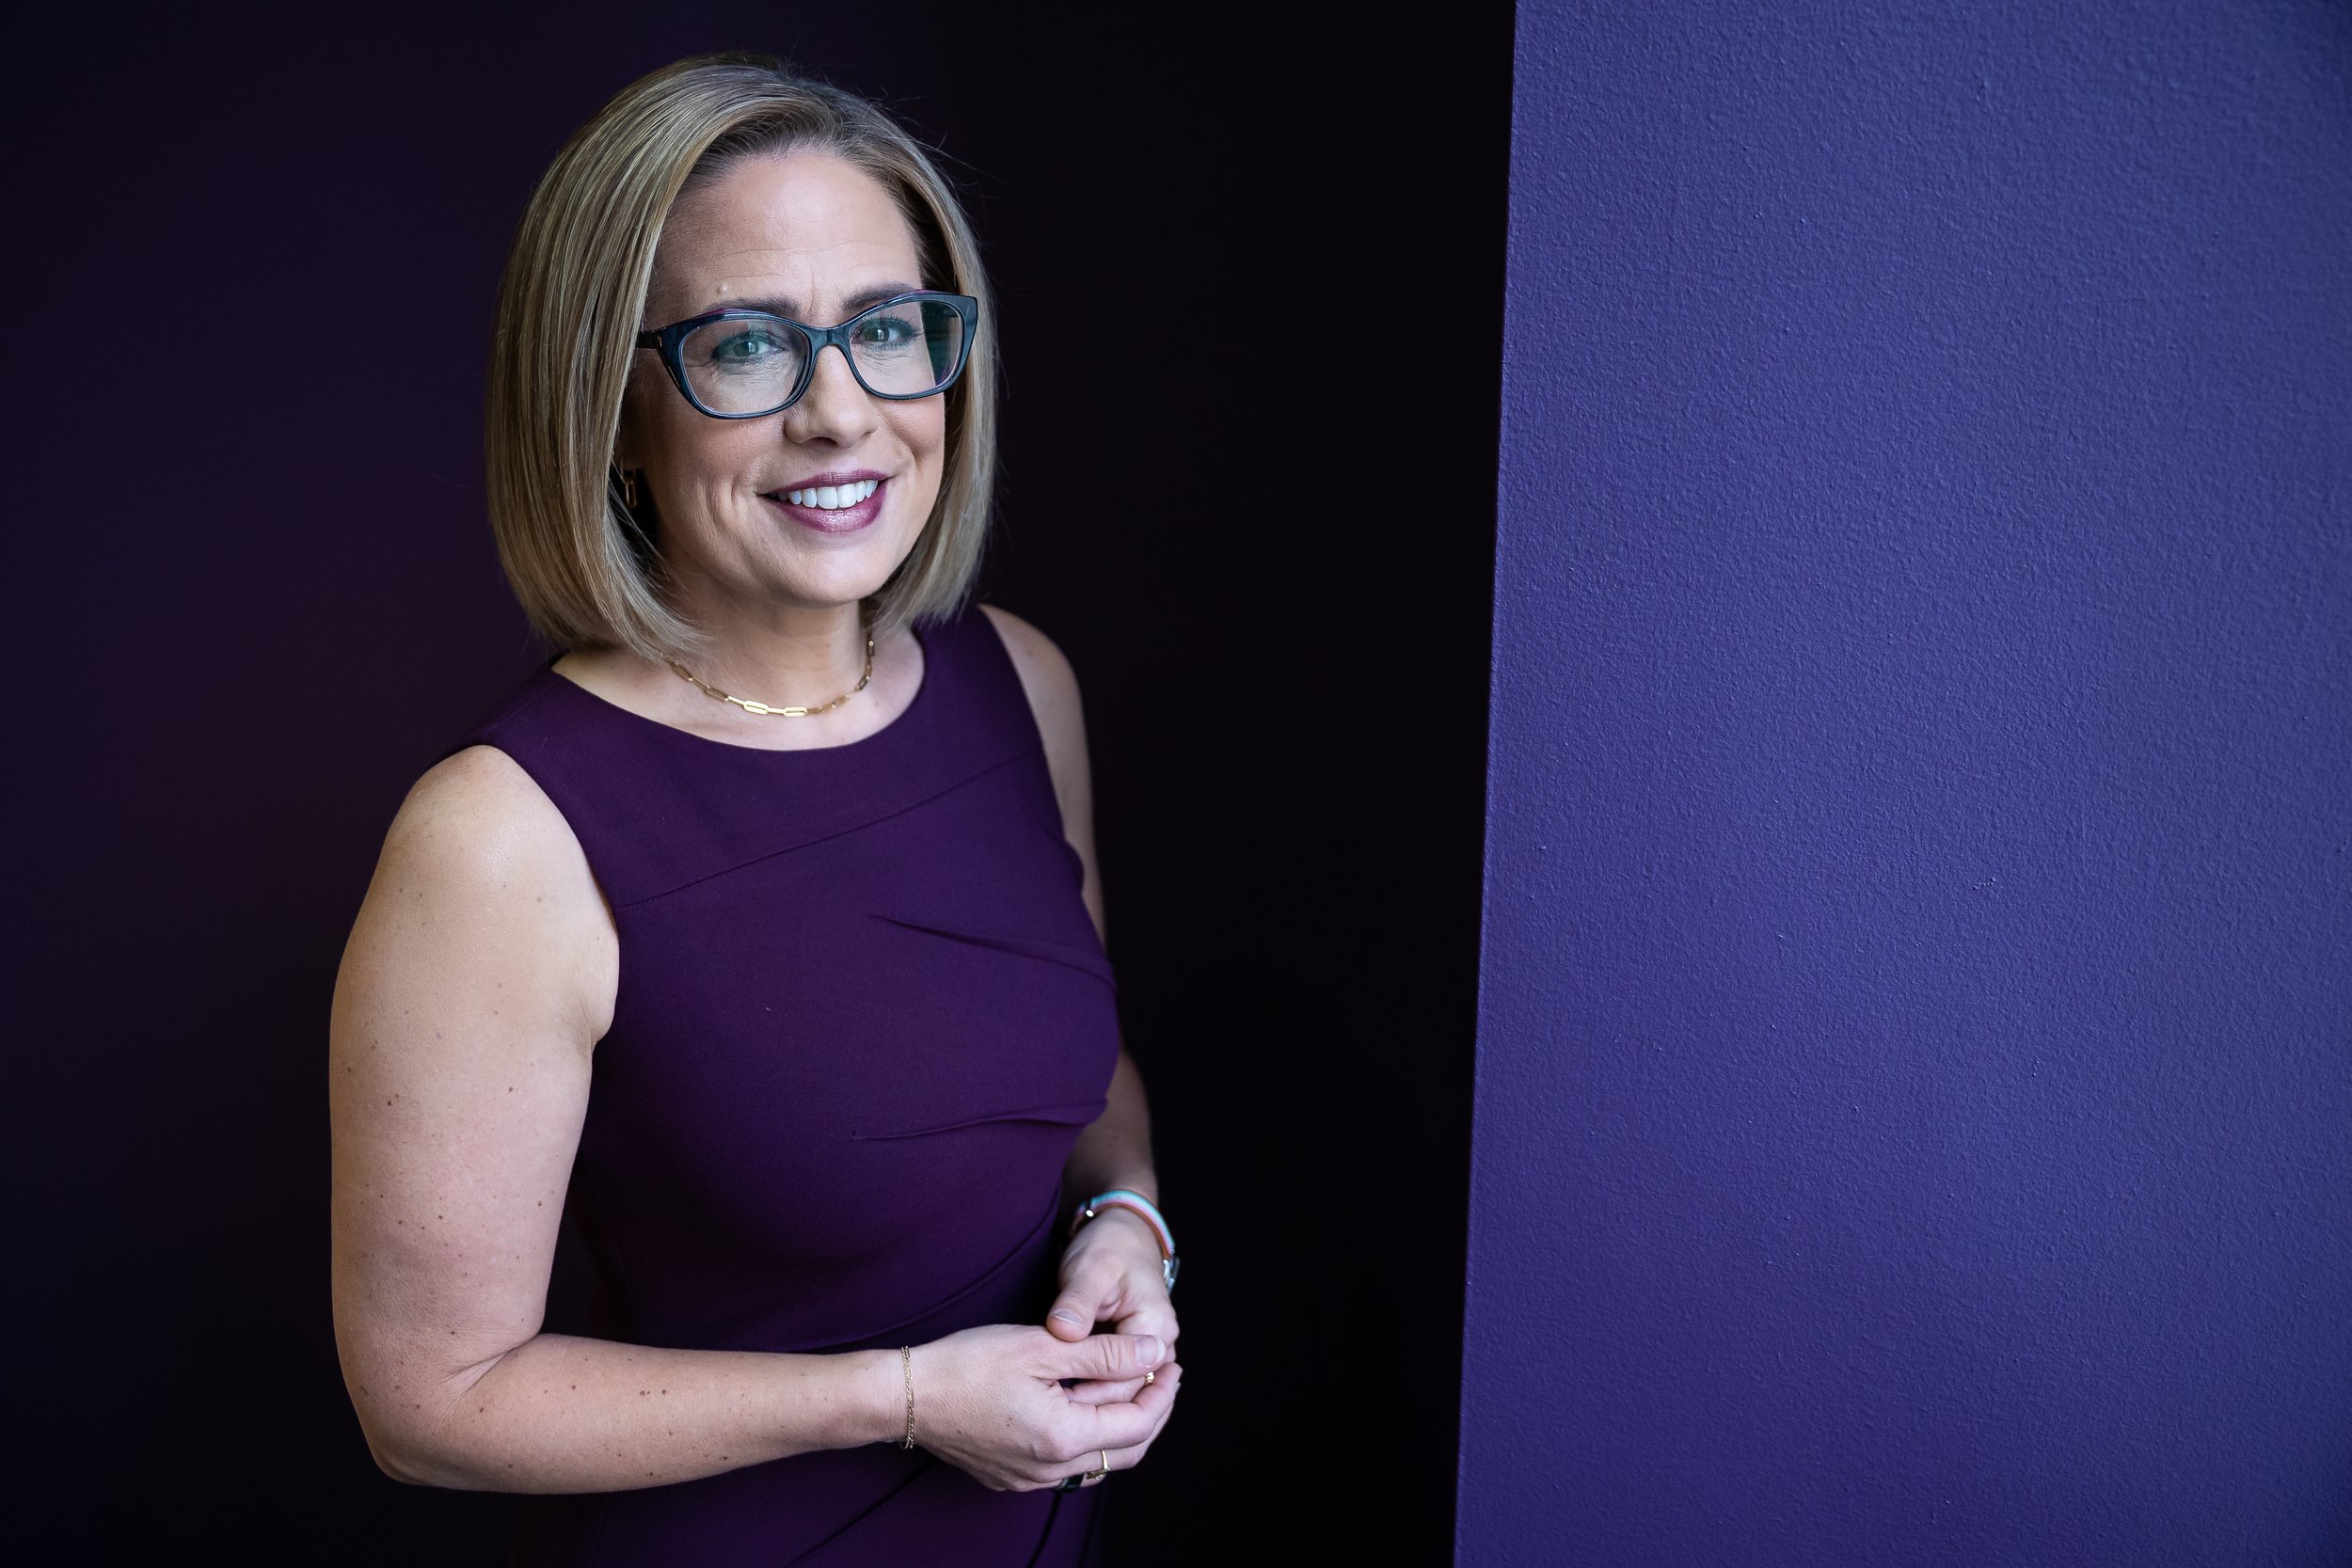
[3,4,1508,1559]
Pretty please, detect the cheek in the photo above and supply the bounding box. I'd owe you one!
[897,400,948,465]
[647,407,771,488]
[888,404,951,511]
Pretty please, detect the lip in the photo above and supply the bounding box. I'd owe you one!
[762,470,890,535]
[773,468,889,493]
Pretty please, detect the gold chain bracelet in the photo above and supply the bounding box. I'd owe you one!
[899,1345,916,1449]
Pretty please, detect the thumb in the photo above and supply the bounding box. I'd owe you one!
[1061,1331,1165,1382]
[1045,1288,1097,1340]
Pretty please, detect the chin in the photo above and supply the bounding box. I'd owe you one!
[771,549,910,610]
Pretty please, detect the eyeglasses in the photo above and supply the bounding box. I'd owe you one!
[634,291,979,420]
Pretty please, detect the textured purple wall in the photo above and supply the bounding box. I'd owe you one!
[1460,3,2352,1563]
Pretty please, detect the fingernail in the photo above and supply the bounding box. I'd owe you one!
[1052,1308,1084,1326]
[1136,1335,1164,1366]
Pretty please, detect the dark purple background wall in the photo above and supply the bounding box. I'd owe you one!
[1460,2,2350,1562]
[4,4,1508,1558]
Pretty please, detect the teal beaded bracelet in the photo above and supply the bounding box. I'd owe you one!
[1069,1188,1180,1293]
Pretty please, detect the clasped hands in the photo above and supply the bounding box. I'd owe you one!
[908,1206,1183,1493]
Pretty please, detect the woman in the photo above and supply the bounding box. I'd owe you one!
[328,53,1182,1565]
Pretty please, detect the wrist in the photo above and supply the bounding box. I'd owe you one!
[1065,1188,1180,1293]
[845,1346,911,1449]
[1063,1173,1158,1211]
[1073,1204,1161,1253]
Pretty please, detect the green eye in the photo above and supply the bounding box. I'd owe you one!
[857,314,919,347]
[715,329,787,362]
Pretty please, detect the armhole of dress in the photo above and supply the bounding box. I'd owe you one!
[969,604,1088,879]
[433,726,623,922]
[969,602,1057,765]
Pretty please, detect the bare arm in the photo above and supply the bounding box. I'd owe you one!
[979,606,1173,1337]
[979,604,1160,1194]
[331,743,1170,1494]
[329,745,901,1492]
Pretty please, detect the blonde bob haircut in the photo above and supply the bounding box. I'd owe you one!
[485,52,995,662]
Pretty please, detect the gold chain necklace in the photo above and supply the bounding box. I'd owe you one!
[665,614,876,719]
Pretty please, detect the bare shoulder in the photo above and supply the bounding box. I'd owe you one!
[346,743,616,1050]
[977,601,1097,861]
[378,748,601,927]
[978,600,1089,767]
[389,743,571,861]
[977,601,1082,718]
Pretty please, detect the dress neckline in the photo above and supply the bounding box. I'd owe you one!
[542,616,935,759]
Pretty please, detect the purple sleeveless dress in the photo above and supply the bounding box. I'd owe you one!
[438,601,1118,1566]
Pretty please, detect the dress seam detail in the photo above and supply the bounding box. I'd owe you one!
[611,743,1042,910]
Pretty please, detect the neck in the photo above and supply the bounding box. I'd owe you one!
[671,587,873,707]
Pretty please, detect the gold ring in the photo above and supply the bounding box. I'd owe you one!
[1084,1449,1109,1481]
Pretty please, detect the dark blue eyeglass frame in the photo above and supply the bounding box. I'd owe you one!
[633,290,980,420]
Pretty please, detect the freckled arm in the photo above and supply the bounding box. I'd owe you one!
[329,749,901,1492]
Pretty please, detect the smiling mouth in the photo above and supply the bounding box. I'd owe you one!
[776,478,881,510]
[763,476,887,533]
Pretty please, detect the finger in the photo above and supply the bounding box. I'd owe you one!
[1058,1346,1178,1405]
[1044,1287,1098,1340]
[1110,1303,1179,1348]
[1059,1360,1181,1451]
[1079,1421,1170,1486]
[1045,1262,1125,1340]
[1047,1432,1151,1493]
[1062,1374,1147,1406]
[1038,1365,1182,1489]
[1057,1330,1165,1383]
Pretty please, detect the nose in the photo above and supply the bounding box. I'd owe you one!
[783,340,880,447]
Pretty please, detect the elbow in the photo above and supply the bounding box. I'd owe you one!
[340,1366,441,1486]
[358,1417,498,1492]
[347,1387,498,1492]
[365,1430,430,1488]
[351,1406,435,1487]
[337,1329,525,1490]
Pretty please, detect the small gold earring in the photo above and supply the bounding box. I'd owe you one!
[621,468,640,509]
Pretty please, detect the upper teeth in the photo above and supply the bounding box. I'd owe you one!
[787,479,880,509]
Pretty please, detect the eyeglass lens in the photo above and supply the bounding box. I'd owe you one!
[676,298,967,415]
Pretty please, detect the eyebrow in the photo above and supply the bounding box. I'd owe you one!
[698,281,924,322]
